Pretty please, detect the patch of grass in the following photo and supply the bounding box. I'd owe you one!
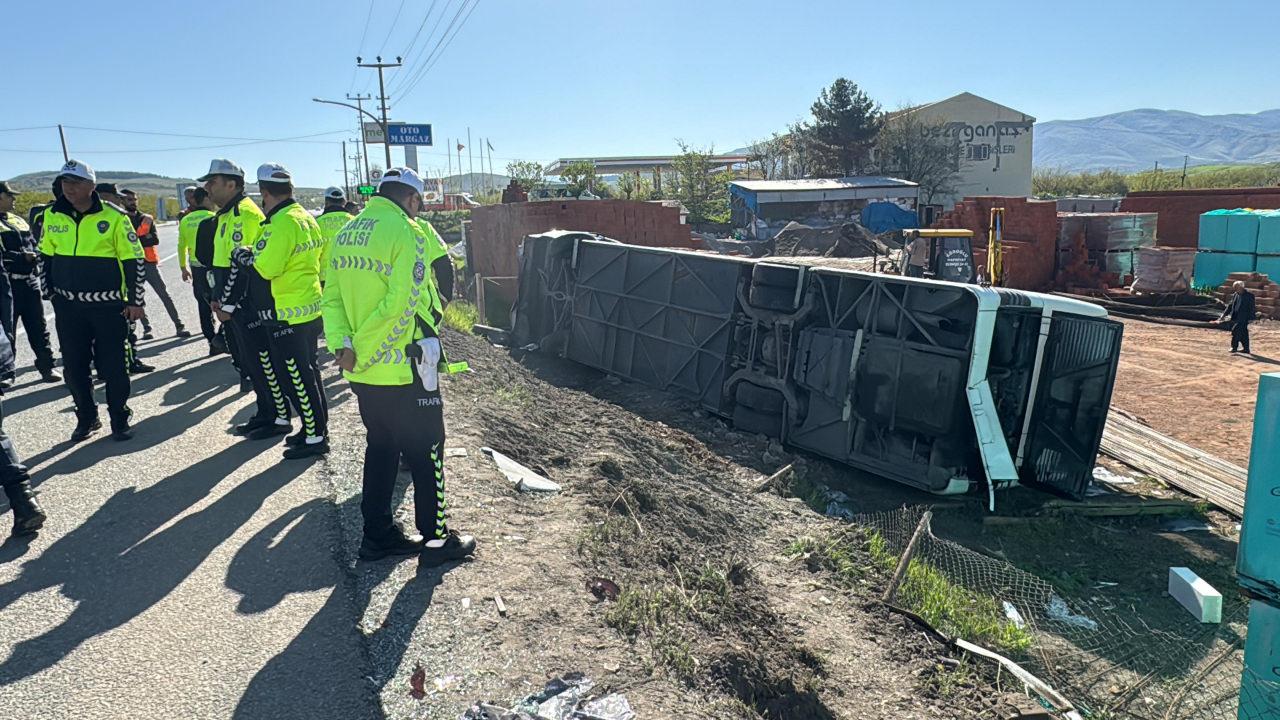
[577,516,638,562]
[921,658,979,699]
[790,528,1033,655]
[895,556,1034,654]
[442,300,478,334]
[493,384,533,407]
[786,473,829,514]
[604,562,742,680]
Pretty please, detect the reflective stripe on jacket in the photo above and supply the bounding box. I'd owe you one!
[38,194,146,305]
[321,196,446,385]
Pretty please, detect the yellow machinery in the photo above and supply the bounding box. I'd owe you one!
[899,229,977,284]
[987,207,1005,286]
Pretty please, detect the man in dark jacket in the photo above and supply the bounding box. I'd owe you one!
[0,181,59,382]
[120,188,188,339]
[1220,280,1257,354]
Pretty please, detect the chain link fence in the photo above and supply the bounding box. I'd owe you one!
[854,506,1277,720]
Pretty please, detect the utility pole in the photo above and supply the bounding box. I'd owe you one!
[446,137,453,187]
[347,93,373,183]
[342,141,350,199]
[348,138,364,188]
[356,56,401,169]
[57,124,69,162]
[467,127,474,194]
[1181,155,1189,188]
[487,139,495,196]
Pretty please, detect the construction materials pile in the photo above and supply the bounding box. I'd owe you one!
[1057,212,1158,287]
[1215,271,1280,319]
[769,220,898,259]
[1194,209,1280,288]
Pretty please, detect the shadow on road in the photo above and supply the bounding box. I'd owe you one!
[228,493,450,719]
[0,442,296,684]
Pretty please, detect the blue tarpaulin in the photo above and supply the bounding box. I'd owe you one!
[860,202,919,233]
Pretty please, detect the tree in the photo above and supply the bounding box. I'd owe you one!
[874,108,962,205]
[796,78,884,177]
[667,141,734,224]
[616,173,655,201]
[505,160,546,192]
[559,160,597,197]
[746,133,789,180]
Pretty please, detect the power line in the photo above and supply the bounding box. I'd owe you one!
[375,0,409,57]
[0,129,351,155]
[398,0,480,99]
[388,0,454,94]
[0,125,58,133]
[396,0,441,71]
[349,0,376,93]
[63,125,348,142]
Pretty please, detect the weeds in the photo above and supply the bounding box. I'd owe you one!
[493,383,533,407]
[789,528,1034,654]
[921,658,979,699]
[442,300,478,335]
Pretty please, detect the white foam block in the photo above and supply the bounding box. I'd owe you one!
[1168,567,1223,623]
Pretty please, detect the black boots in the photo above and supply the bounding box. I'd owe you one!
[71,414,102,442]
[4,482,47,538]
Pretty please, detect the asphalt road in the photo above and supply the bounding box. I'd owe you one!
[0,223,381,718]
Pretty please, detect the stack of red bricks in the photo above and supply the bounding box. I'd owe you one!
[932,196,1059,291]
[1218,272,1280,319]
[469,200,694,278]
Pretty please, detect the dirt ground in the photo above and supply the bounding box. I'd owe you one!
[346,329,1041,719]
[336,315,1262,720]
[1111,317,1278,466]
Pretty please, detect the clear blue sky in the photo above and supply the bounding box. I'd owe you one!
[3,0,1278,189]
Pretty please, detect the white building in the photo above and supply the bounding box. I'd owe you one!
[890,92,1036,212]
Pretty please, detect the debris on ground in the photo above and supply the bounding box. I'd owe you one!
[1168,567,1223,623]
[460,674,634,720]
[586,577,620,601]
[481,447,562,493]
[1046,595,1098,631]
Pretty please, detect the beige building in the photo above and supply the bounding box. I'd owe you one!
[892,92,1036,211]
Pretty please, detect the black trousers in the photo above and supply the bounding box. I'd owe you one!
[8,278,54,372]
[53,299,130,421]
[190,267,216,341]
[141,262,182,332]
[1232,322,1251,353]
[269,318,327,439]
[232,312,289,422]
[352,379,447,541]
[0,395,30,492]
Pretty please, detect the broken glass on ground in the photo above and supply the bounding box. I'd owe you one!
[460,673,635,720]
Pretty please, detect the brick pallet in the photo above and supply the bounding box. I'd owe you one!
[1217,272,1280,319]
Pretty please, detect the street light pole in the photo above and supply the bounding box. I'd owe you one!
[347,93,372,183]
[314,97,388,176]
[341,141,350,199]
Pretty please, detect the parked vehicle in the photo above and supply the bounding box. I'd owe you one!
[513,232,1124,504]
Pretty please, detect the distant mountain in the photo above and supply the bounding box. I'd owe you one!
[9,170,198,196]
[1034,108,1280,172]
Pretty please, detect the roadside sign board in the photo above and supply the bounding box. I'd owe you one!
[357,184,376,196]
[385,123,433,146]
[362,122,387,144]
[371,169,382,180]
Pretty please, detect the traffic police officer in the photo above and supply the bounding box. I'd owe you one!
[121,188,188,339]
[322,167,475,563]
[0,181,59,382]
[39,160,146,441]
[177,187,220,352]
[0,325,46,538]
[315,186,354,286]
[225,163,328,459]
[200,158,287,433]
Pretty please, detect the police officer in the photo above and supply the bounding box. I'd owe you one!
[315,187,354,286]
[121,188,189,339]
[39,160,146,441]
[177,187,221,353]
[0,181,59,382]
[224,164,328,459]
[94,183,153,375]
[0,324,45,538]
[200,158,287,432]
[322,167,475,563]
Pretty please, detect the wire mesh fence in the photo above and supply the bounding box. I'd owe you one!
[854,506,1277,720]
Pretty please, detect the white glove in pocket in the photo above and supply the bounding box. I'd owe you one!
[415,337,441,392]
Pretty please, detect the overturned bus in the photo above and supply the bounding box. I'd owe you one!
[512,232,1123,504]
